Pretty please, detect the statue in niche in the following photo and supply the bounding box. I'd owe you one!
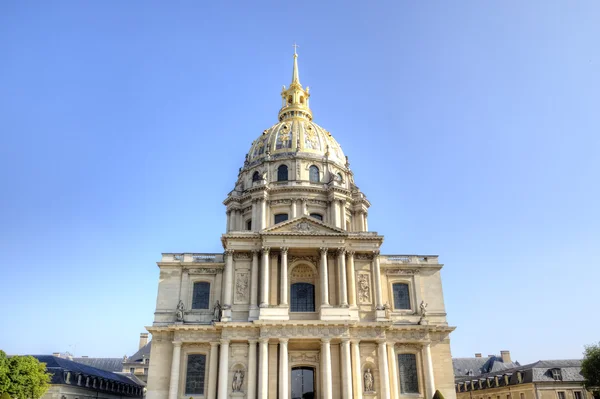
[212,300,222,321]
[175,300,184,321]
[383,302,391,318]
[364,368,374,392]
[232,369,244,392]
[235,273,249,302]
[420,300,428,317]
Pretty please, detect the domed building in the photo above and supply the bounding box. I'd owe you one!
[146,50,456,399]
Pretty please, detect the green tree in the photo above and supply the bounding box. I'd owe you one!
[433,390,445,399]
[582,342,600,399]
[1,355,51,399]
[0,351,11,394]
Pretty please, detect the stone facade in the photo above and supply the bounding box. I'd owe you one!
[146,50,456,399]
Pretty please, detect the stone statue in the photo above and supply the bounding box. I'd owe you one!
[383,302,391,318]
[175,300,184,321]
[212,300,222,321]
[364,368,374,392]
[420,301,428,317]
[232,369,244,392]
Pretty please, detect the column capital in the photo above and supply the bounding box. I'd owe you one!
[280,247,289,254]
[376,339,387,345]
[252,249,260,255]
[372,250,381,257]
[321,338,331,344]
[262,247,270,254]
[172,341,183,347]
[347,250,355,256]
[248,339,258,345]
[259,337,269,344]
[340,337,351,343]
[224,249,235,256]
[319,247,329,255]
[220,338,230,345]
[350,338,361,345]
[209,341,220,348]
[279,337,289,344]
[337,247,346,255]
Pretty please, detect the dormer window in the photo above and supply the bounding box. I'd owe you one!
[551,368,562,381]
[309,165,319,183]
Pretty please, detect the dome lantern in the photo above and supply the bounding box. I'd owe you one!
[278,45,312,121]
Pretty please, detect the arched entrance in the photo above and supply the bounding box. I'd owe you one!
[291,366,315,399]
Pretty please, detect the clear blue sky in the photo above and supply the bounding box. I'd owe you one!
[1,1,598,364]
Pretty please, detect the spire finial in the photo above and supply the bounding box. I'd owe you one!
[291,43,300,85]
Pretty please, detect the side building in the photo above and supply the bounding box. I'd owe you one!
[146,50,456,399]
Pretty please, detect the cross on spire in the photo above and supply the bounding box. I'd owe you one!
[292,42,299,55]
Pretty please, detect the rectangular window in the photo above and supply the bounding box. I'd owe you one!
[144,368,148,375]
[192,282,210,309]
[185,354,207,395]
[574,392,583,399]
[393,283,411,310]
[274,213,289,224]
[557,392,566,399]
[129,368,134,373]
[398,353,419,394]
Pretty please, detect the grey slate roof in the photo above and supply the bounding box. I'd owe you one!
[127,341,151,363]
[72,357,123,372]
[453,356,520,377]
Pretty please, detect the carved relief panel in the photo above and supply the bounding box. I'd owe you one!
[356,272,372,305]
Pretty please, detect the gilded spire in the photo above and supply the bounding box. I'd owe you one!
[291,43,300,86]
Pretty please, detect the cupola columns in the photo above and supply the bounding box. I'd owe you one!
[279,48,313,121]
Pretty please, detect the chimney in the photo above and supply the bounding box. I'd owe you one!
[475,353,482,358]
[500,350,511,363]
[52,352,60,358]
[488,354,494,358]
[139,333,149,349]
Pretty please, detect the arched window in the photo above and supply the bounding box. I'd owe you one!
[192,282,210,309]
[291,367,315,398]
[246,220,252,230]
[337,172,343,182]
[274,214,288,224]
[252,171,260,182]
[392,283,411,310]
[277,165,288,181]
[291,282,315,312]
[398,353,419,393]
[309,213,323,221]
[309,165,319,183]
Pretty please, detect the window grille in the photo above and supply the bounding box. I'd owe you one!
[277,165,288,181]
[274,214,289,224]
[309,165,320,183]
[398,353,419,394]
[393,283,411,310]
[192,282,210,309]
[291,283,315,312]
[185,354,206,394]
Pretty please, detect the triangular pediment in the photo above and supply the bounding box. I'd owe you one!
[261,216,347,235]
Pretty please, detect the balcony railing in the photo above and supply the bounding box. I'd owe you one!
[161,253,224,263]
[382,255,438,264]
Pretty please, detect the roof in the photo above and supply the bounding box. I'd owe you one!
[32,355,143,388]
[72,357,123,372]
[455,359,584,385]
[126,341,151,363]
[453,356,520,377]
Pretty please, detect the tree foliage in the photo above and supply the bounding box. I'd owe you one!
[582,342,600,397]
[433,390,445,399]
[0,351,51,399]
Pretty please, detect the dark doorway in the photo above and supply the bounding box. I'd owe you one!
[291,366,315,399]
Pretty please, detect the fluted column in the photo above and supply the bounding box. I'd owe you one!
[423,343,436,399]
[377,341,391,399]
[372,251,383,309]
[388,343,399,399]
[260,198,267,230]
[341,338,353,399]
[207,342,219,399]
[358,211,365,231]
[247,340,257,399]
[321,338,333,399]
[260,247,270,307]
[258,338,269,399]
[217,339,230,399]
[280,247,289,306]
[364,212,368,231]
[351,340,363,399]
[167,341,182,399]
[279,338,289,399]
[338,248,348,307]
[320,248,330,306]
[291,199,297,218]
[250,251,259,316]
[347,251,356,307]
[223,250,234,309]
[251,200,257,231]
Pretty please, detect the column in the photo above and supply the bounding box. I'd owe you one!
[279,338,289,399]
[372,251,383,309]
[260,198,267,230]
[321,338,333,399]
[338,248,348,307]
[251,200,257,231]
[364,212,368,231]
[280,247,289,306]
[332,200,340,228]
[207,342,219,399]
[339,200,346,229]
[167,341,182,399]
[341,338,353,399]
[302,198,308,215]
[377,341,391,399]
[347,251,356,307]
[218,339,230,399]
[291,199,297,218]
[250,251,259,313]
[388,344,399,399]
[351,340,363,399]
[423,343,436,399]
[223,250,234,309]
[226,210,232,232]
[260,247,270,307]
[247,340,257,399]
[320,248,330,306]
[236,209,243,231]
[257,338,269,399]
